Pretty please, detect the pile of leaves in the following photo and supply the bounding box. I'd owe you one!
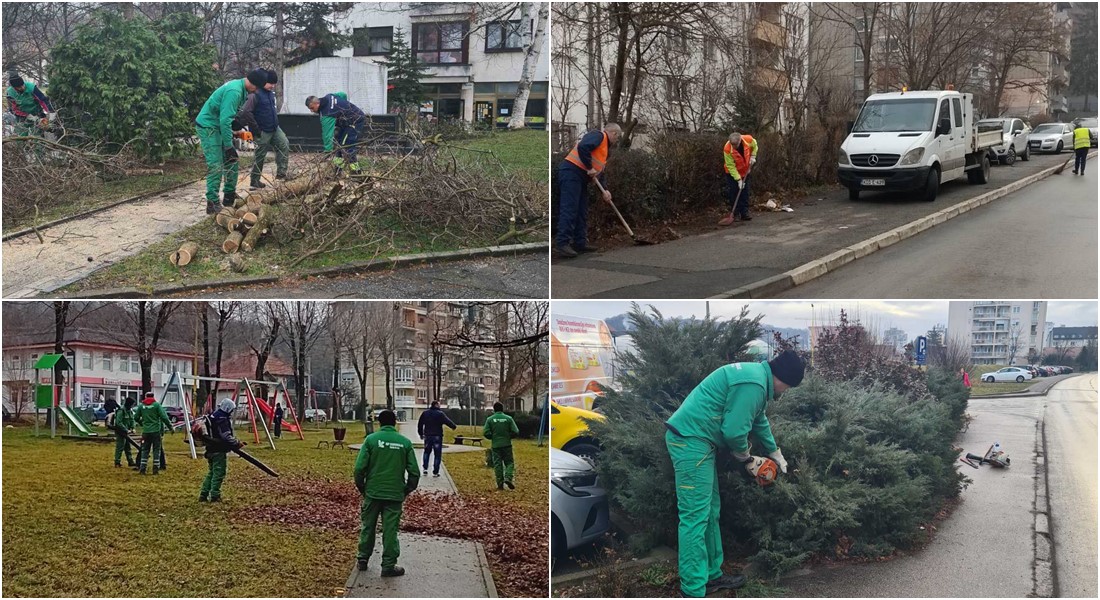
[589,303,970,579]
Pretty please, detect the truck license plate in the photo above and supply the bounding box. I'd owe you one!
[862,178,886,186]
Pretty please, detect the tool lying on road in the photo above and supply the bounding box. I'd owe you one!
[594,178,655,245]
[718,173,749,226]
[959,443,1010,469]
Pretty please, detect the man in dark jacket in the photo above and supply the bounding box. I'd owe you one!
[417,401,457,477]
[354,409,419,576]
[111,397,136,468]
[554,123,621,258]
[305,92,367,163]
[200,398,246,502]
[247,70,290,189]
[273,402,284,438]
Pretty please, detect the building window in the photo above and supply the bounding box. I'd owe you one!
[82,353,92,370]
[354,26,394,56]
[102,353,112,372]
[131,355,140,373]
[703,36,716,60]
[1013,306,1021,313]
[413,21,468,65]
[666,76,688,103]
[486,20,524,52]
[787,15,804,40]
[120,356,129,373]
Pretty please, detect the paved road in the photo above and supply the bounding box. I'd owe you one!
[1045,373,1098,597]
[552,152,1071,299]
[785,384,1049,597]
[165,253,548,299]
[777,160,1097,298]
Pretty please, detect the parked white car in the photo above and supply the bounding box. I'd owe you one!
[550,448,610,573]
[983,367,1034,383]
[304,408,328,422]
[979,117,1031,164]
[1027,123,1074,154]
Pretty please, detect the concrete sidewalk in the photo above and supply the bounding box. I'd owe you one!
[782,394,1045,597]
[552,152,1069,299]
[344,422,496,597]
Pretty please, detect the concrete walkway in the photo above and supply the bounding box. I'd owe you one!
[344,421,496,597]
[783,390,1046,596]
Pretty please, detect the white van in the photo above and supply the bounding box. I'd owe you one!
[838,90,1001,202]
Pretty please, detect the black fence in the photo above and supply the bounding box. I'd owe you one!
[278,113,405,153]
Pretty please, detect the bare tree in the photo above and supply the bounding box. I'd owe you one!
[507,2,549,128]
[245,302,281,401]
[276,302,329,416]
[112,302,182,394]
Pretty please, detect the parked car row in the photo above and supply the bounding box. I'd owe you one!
[1029,365,1075,377]
[979,118,1032,165]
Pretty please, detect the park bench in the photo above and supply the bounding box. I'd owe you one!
[453,435,484,446]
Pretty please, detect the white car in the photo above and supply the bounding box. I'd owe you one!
[979,118,1031,164]
[304,408,328,422]
[1027,123,1074,154]
[550,448,609,573]
[983,367,1034,383]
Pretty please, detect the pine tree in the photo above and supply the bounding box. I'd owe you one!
[380,27,428,113]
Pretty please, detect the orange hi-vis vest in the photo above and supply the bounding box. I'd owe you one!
[565,131,610,173]
[723,135,755,179]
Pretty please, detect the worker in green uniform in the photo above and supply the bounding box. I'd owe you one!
[110,397,136,468]
[353,409,419,576]
[664,350,805,597]
[194,69,266,214]
[199,398,245,503]
[483,402,520,490]
[135,391,174,475]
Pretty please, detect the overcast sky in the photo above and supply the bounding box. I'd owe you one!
[552,301,1097,336]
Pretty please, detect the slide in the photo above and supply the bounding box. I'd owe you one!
[252,396,301,433]
[58,405,98,436]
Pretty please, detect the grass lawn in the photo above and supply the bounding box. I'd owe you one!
[442,425,548,512]
[2,158,209,233]
[456,129,548,183]
[2,422,547,598]
[969,365,1037,396]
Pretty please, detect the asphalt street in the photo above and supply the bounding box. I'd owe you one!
[164,253,548,298]
[1045,373,1098,597]
[551,152,1074,299]
[777,158,1098,298]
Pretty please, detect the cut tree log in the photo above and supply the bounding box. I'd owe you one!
[236,173,323,207]
[241,205,279,252]
[241,212,259,227]
[246,199,263,214]
[169,242,199,267]
[234,206,249,218]
[228,253,247,273]
[226,217,242,233]
[222,231,244,254]
[214,207,236,227]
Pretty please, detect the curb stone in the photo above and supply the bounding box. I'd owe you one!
[708,151,1099,299]
[475,542,500,598]
[52,242,546,298]
[1032,408,1056,597]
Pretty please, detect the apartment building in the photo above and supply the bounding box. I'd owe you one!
[947,301,1049,365]
[332,2,549,124]
[2,329,195,415]
[337,301,501,422]
[552,2,809,145]
[999,3,1073,118]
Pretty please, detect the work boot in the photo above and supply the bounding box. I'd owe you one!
[199,495,208,503]
[222,191,237,207]
[504,479,515,490]
[740,214,752,221]
[433,473,440,478]
[1072,169,1078,175]
[356,559,369,571]
[574,245,599,254]
[706,574,747,593]
[275,172,290,180]
[380,566,405,577]
[497,483,504,491]
[209,496,222,503]
[114,462,121,467]
[553,244,578,259]
[423,469,428,475]
[205,202,219,215]
[139,469,147,475]
[250,179,267,190]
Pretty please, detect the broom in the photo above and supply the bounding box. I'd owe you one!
[1052,156,1073,175]
[718,172,750,226]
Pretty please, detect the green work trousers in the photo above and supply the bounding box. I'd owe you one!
[138,432,163,474]
[113,428,134,466]
[196,125,238,204]
[491,445,515,487]
[358,498,403,568]
[200,452,228,499]
[250,128,289,182]
[665,429,724,598]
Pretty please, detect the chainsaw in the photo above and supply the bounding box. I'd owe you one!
[959,443,1010,469]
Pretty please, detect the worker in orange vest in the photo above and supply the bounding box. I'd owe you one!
[721,131,759,225]
[555,123,622,258]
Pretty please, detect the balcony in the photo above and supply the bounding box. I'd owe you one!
[395,358,413,367]
[395,377,415,386]
[395,396,416,408]
[751,19,786,48]
[751,66,788,92]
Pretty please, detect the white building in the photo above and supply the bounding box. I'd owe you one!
[947,301,1049,365]
[1049,326,1098,348]
[552,2,809,146]
[333,2,549,124]
[2,329,195,415]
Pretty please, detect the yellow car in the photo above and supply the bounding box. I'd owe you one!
[550,401,605,463]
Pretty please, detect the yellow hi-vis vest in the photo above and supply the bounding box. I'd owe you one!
[1073,127,1091,150]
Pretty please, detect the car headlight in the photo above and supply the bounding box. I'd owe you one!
[838,149,848,165]
[899,147,924,166]
[551,468,597,497]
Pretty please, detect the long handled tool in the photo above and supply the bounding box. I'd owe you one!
[718,174,748,226]
[233,447,280,477]
[1052,156,1073,175]
[593,178,654,245]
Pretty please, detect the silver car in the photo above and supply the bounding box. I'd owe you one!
[1027,122,1074,154]
[550,447,610,572]
[979,118,1031,164]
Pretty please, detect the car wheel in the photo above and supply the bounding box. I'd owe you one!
[985,376,995,383]
[968,153,991,184]
[1056,141,1064,153]
[1020,144,1030,161]
[922,166,940,202]
[564,442,601,466]
[1003,146,1016,166]
[848,188,860,201]
[551,517,566,574]
[1016,376,1025,383]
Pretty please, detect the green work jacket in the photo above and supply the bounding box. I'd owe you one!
[354,425,419,502]
[195,78,248,150]
[135,401,172,435]
[665,361,778,459]
[483,411,519,449]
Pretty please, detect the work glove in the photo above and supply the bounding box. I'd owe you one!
[223,146,239,164]
[586,168,599,178]
[750,156,757,167]
[769,448,788,474]
[737,179,745,191]
[601,189,612,204]
[37,117,49,130]
[47,112,57,123]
